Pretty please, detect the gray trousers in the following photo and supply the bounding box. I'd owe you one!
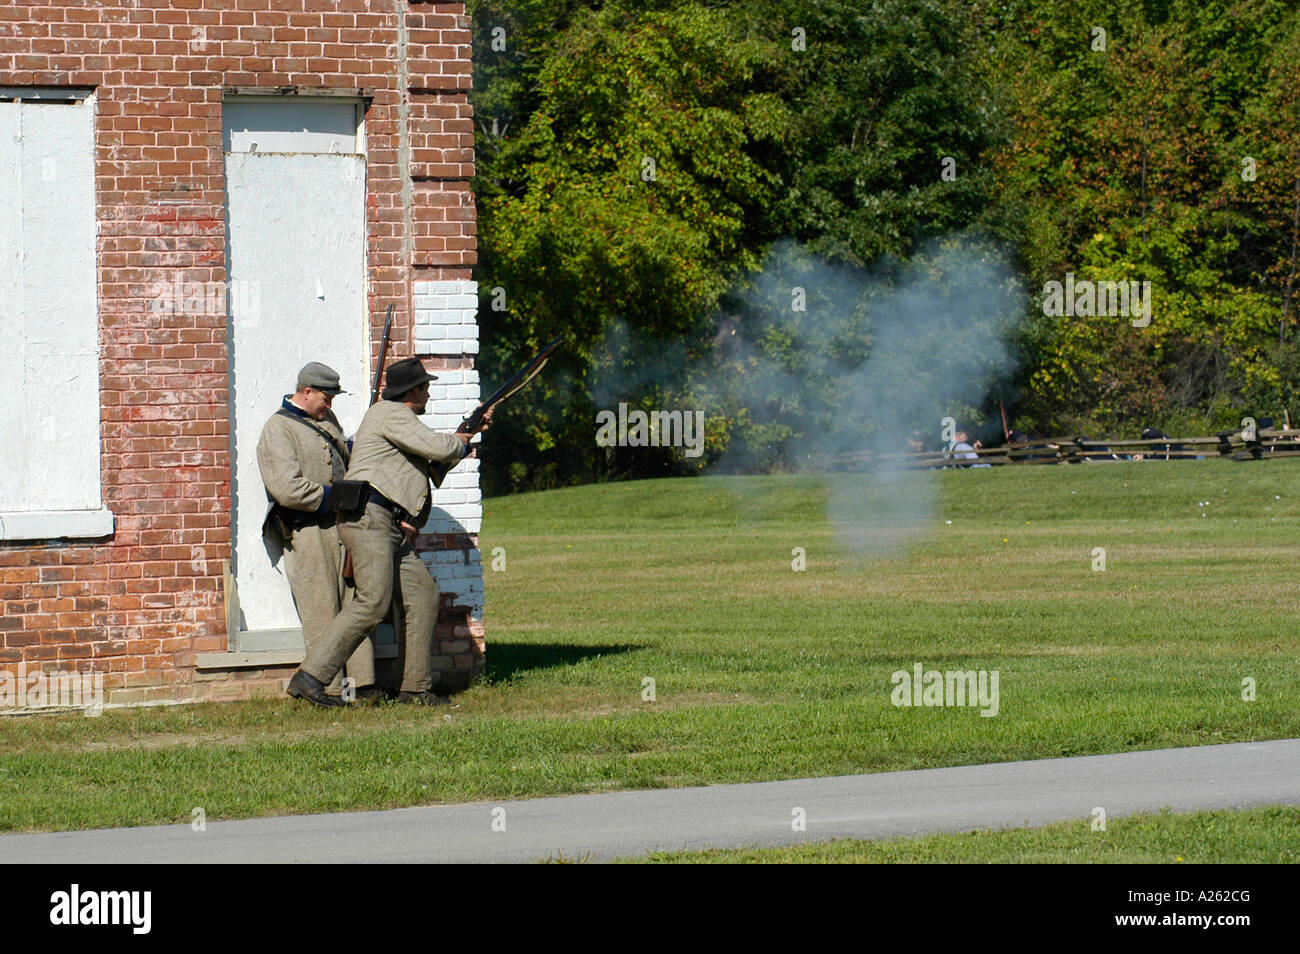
[284,521,375,692]
[301,503,440,693]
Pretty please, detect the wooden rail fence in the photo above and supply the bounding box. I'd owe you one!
[836,430,1300,469]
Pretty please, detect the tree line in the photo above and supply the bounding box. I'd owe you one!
[466,0,1300,494]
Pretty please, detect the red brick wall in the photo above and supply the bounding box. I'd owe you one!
[0,0,477,707]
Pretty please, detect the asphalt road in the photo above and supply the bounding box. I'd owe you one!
[2,739,1296,863]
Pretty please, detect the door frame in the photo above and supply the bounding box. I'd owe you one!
[220,92,374,653]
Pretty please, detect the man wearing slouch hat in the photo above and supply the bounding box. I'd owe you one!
[286,357,491,708]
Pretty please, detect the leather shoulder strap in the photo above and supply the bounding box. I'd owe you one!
[275,408,351,466]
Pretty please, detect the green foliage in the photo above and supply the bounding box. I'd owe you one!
[987,1,1300,435]
[470,0,1001,491]
[472,1,788,491]
[468,0,1300,486]
[744,0,1002,265]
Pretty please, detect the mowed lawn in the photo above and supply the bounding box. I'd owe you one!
[628,806,1300,864]
[0,459,1297,833]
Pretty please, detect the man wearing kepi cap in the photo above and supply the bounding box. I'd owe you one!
[259,362,379,704]
[286,356,492,707]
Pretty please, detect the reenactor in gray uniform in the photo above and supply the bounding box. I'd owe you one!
[286,357,491,707]
[258,362,379,703]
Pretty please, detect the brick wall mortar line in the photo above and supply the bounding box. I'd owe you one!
[397,0,415,356]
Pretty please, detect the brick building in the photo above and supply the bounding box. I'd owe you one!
[0,0,485,709]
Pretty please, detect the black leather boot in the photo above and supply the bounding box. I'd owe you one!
[287,670,346,708]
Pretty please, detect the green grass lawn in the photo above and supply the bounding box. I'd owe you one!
[626,806,1300,863]
[1,459,1297,833]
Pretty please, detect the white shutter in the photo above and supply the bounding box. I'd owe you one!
[0,94,111,540]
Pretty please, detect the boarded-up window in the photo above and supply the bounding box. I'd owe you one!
[0,91,111,540]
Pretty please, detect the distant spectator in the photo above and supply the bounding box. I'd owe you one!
[1258,417,1274,453]
[946,428,990,468]
[1137,426,1187,461]
[1135,426,1165,460]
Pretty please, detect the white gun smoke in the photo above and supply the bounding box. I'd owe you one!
[590,235,1024,557]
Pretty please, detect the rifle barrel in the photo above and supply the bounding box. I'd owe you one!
[370,303,395,405]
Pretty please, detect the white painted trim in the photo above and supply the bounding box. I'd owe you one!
[195,650,304,670]
[222,98,365,155]
[0,509,114,541]
[0,87,93,102]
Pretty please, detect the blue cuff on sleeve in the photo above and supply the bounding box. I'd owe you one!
[315,485,331,514]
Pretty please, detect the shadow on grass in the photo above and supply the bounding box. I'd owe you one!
[486,643,642,684]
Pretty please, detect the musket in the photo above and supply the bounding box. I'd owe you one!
[459,335,562,433]
[369,303,395,405]
[430,335,563,487]
[343,303,395,581]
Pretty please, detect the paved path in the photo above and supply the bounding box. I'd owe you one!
[2,739,1296,863]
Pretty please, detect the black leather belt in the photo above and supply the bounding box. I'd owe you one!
[365,487,411,524]
[268,504,332,534]
[263,509,332,545]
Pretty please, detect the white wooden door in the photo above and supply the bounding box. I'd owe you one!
[224,99,367,640]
